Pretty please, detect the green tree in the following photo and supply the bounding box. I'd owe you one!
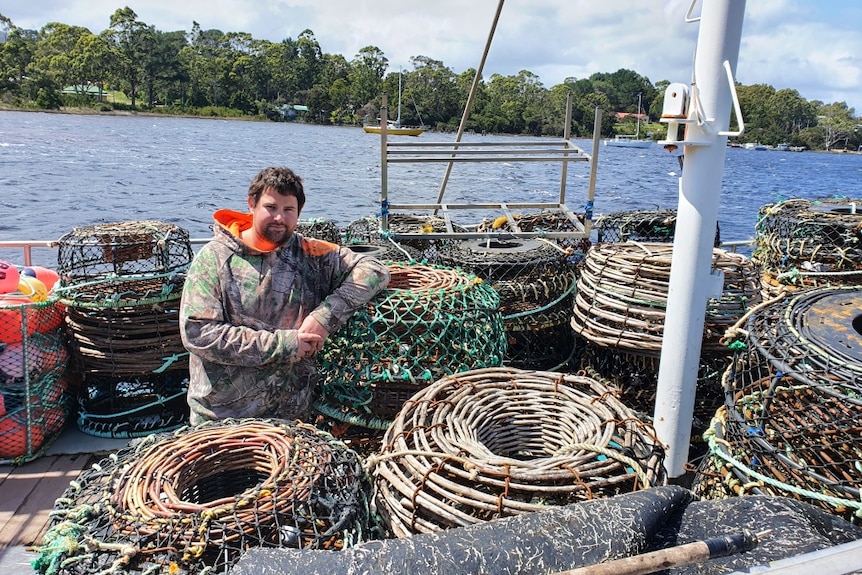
[27,23,95,96]
[349,45,387,108]
[105,7,154,108]
[816,101,857,150]
[0,16,36,96]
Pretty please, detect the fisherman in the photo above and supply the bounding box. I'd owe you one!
[179,166,390,425]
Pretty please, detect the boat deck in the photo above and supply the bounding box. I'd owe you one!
[0,428,128,573]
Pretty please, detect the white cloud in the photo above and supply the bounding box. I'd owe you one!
[4,0,861,112]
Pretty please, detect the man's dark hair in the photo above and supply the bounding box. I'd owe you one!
[248,166,306,210]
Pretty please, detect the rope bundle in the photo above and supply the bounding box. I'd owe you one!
[753,197,862,296]
[694,286,862,522]
[370,366,665,537]
[317,262,507,429]
[36,419,371,575]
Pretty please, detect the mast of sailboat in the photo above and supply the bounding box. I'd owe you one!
[635,92,642,139]
[653,0,746,479]
[396,67,403,128]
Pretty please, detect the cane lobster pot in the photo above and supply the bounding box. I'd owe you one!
[693,285,862,523]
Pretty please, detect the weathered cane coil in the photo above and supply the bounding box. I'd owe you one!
[371,367,665,537]
[35,419,371,575]
[572,242,761,358]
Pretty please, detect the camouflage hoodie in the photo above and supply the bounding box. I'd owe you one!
[180,209,390,425]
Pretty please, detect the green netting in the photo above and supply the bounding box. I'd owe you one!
[0,295,73,463]
[693,286,862,523]
[34,419,373,575]
[316,262,507,429]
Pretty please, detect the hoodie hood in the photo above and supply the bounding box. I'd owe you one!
[213,209,282,253]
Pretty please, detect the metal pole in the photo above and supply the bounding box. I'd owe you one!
[653,0,746,478]
[380,93,389,234]
[435,0,505,209]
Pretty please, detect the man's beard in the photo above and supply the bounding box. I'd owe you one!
[263,224,290,245]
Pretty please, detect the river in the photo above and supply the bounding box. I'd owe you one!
[1,109,861,267]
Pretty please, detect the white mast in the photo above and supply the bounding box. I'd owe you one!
[396,67,402,128]
[653,0,746,478]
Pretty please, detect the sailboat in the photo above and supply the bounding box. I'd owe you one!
[605,93,652,148]
[364,69,426,136]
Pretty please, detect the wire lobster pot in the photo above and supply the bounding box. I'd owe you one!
[315,262,507,431]
[693,286,862,522]
[753,197,862,297]
[435,237,577,370]
[595,209,721,246]
[344,213,468,261]
[34,419,372,575]
[371,367,665,537]
[296,217,343,244]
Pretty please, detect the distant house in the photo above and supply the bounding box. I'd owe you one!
[61,85,107,101]
[275,104,308,120]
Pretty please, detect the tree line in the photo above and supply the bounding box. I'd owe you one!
[1,8,860,151]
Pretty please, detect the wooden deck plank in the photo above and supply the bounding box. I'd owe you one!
[0,454,93,551]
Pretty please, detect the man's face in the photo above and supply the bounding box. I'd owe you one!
[249,187,300,246]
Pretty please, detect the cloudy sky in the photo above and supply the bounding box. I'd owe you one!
[4,0,861,112]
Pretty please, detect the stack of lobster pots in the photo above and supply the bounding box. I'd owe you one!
[56,221,193,438]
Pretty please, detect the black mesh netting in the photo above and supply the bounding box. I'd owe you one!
[33,419,373,575]
[693,286,862,523]
[315,262,507,430]
[752,197,862,296]
[596,208,721,246]
[371,366,666,537]
[435,237,577,370]
[230,486,862,575]
[296,217,342,244]
[344,213,468,261]
[57,220,193,284]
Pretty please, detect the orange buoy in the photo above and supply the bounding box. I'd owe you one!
[22,266,60,292]
[0,402,46,458]
[0,261,19,294]
[0,296,37,344]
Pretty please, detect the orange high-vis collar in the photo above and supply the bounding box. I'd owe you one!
[213,209,281,253]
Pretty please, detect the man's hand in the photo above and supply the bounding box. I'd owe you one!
[297,315,329,357]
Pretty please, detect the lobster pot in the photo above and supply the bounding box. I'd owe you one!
[346,242,422,263]
[436,238,577,371]
[596,209,721,246]
[0,296,73,462]
[316,262,507,430]
[693,286,862,523]
[344,214,468,261]
[371,367,666,537]
[296,217,342,244]
[570,243,761,426]
[477,209,592,265]
[36,419,372,575]
[56,221,193,438]
[753,197,862,297]
[57,220,193,284]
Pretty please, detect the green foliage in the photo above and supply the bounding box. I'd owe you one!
[0,11,858,149]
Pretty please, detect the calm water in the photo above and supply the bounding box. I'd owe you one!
[2,109,861,267]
